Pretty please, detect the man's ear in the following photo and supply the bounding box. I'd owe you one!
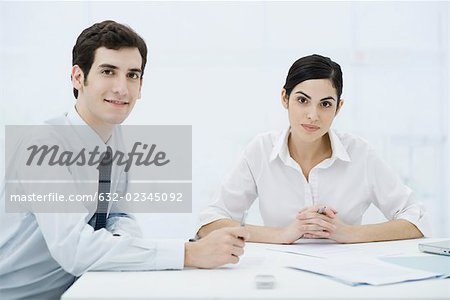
[137,78,143,100]
[281,89,289,109]
[71,65,84,92]
[335,99,344,115]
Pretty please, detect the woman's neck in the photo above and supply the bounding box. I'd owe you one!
[288,131,332,179]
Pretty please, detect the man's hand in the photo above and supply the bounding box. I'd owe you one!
[184,227,250,268]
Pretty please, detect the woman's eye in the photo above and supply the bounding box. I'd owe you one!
[321,101,332,108]
[298,97,308,104]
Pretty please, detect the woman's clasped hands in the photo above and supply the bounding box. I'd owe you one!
[279,205,354,244]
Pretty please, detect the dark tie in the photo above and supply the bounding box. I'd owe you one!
[94,147,113,230]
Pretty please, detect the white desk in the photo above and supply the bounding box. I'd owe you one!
[62,238,450,300]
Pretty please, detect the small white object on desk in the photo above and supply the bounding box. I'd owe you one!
[255,274,276,289]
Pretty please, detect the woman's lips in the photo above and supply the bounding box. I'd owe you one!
[301,124,320,132]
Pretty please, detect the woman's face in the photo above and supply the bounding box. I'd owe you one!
[282,79,343,144]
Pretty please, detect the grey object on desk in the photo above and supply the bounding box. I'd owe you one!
[419,240,450,256]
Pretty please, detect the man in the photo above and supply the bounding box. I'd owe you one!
[0,20,249,300]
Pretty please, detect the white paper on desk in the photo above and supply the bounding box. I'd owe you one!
[288,257,443,286]
[267,241,404,258]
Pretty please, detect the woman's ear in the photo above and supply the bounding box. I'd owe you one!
[335,99,344,115]
[281,89,289,109]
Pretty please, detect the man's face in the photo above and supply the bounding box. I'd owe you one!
[72,47,143,128]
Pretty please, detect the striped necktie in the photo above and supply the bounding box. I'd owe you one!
[94,147,113,230]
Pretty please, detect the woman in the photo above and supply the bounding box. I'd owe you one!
[197,54,430,244]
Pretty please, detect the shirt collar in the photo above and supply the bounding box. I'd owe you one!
[66,105,117,150]
[67,105,87,126]
[269,126,351,164]
[328,129,351,162]
[269,127,290,162]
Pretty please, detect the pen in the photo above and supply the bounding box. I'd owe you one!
[316,205,338,217]
[238,209,249,241]
[240,209,249,227]
[317,206,327,215]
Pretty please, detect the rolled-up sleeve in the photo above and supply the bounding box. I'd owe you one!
[198,152,258,229]
[367,148,432,237]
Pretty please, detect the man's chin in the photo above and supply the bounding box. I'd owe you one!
[106,115,129,125]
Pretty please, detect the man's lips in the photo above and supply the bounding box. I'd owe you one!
[104,99,129,105]
[301,124,320,132]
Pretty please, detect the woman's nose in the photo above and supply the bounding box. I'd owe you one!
[306,107,319,120]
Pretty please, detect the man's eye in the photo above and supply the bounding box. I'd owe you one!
[102,69,114,75]
[128,73,140,79]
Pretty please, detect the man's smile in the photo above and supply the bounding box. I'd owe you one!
[104,99,129,106]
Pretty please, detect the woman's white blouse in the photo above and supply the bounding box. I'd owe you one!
[199,128,431,237]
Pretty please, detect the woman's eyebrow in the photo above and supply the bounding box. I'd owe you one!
[295,91,336,102]
[295,91,311,99]
[320,96,336,102]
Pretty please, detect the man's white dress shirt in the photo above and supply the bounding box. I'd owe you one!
[0,106,184,300]
[199,128,431,237]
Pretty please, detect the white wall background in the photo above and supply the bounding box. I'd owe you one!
[1,1,449,238]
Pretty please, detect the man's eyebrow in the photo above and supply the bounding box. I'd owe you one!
[295,91,336,101]
[98,64,142,74]
[129,68,142,74]
[98,64,118,69]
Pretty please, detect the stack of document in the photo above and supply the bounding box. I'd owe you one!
[288,256,443,286]
[268,241,448,286]
[268,241,404,258]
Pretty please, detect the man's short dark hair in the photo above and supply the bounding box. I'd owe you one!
[72,20,147,99]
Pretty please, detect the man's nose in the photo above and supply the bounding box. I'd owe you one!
[112,76,128,97]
